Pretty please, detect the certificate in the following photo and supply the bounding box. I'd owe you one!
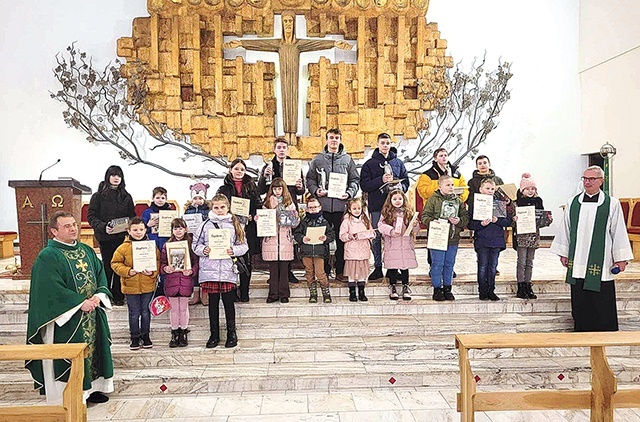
[473,194,493,221]
[306,226,326,245]
[327,172,348,199]
[282,159,302,186]
[403,212,420,236]
[158,210,179,237]
[165,240,191,270]
[496,183,518,201]
[516,206,536,234]
[149,213,159,234]
[108,217,129,234]
[427,219,450,251]
[183,213,203,234]
[256,209,277,237]
[355,230,375,240]
[230,196,251,217]
[208,229,231,260]
[132,240,157,272]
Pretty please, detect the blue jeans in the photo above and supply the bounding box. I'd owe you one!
[370,211,382,268]
[430,244,459,288]
[126,292,153,338]
[476,247,501,296]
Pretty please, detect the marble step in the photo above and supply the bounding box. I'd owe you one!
[2,356,639,400]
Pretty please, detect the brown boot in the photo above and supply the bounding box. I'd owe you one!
[201,291,209,306]
[189,288,201,305]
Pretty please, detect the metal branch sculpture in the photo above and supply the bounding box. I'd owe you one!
[400,55,513,177]
[51,44,256,179]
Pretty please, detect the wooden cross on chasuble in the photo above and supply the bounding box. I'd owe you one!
[223,11,353,146]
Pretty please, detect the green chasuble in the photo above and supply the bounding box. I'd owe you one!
[25,240,114,394]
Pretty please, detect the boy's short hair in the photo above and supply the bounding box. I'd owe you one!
[432,147,447,159]
[326,128,341,139]
[437,175,453,186]
[480,178,496,187]
[152,186,167,197]
[128,216,144,228]
[273,137,288,148]
[377,132,391,142]
[475,155,490,165]
[306,197,321,206]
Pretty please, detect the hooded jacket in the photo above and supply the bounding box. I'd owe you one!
[306,144,360,213]
[360,147,410,212]
[160,240,199,297]
[111,237,160,295]
[420,190,470,245]
[415,161,468,203]
[257,155,305,208]
[293,212,335,259]
[467,200,513,250]
[467,169,505,205]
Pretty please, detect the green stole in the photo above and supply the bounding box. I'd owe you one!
[565,193,610,292]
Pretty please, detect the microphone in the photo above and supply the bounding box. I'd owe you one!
[39,159,61,182]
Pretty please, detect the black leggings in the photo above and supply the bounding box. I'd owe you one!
[388,269,409,285]
[208,290,236,334]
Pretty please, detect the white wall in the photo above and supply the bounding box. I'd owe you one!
[0,0,581,232]
[579,0,640,198]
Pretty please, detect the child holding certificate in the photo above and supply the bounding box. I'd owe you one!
[193,195,248,349]
[377,190,420,300]
[420,176,469,301]
[511,173,551,300]
[467,178,513,301]
[141,187,174,251]
[183,182,210,306]
[339,198,374,302]
[293,197,335,303]
[260,178,299,303]
[111,217,160,350]
[161,218,198,347]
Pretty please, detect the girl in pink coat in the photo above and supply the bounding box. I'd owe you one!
[340,198,374,302]
[377,189,420,300]
[260,178,299,303]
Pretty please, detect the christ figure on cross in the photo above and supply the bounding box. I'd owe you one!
[223,11,353,145]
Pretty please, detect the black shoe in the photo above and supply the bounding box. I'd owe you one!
[496,270,501,276]
[488,292,501,301]
[206,336,220,348]
[368,267,384,282]
[280,297,289,303]
[452,271,457,279]
[113,299,125,306]
[169,329,180,348]
[129,336,141,351]
[178,328,189,347]
[266,297,278,303]
[526,283,538,299]
[240,297,250,302]
[479,294,489,301]
[141,334,153,348]
[357,285,368,302]
[443,285,455,301]
[225,326,238,348]
[516,283,528,299]
[289,271,300,283]
[349,286,358,302]
[87,391,109,404]
[432,287,445,301]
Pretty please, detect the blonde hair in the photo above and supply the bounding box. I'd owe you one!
[211,194,246,243]
[381,189,414,227]
[437,175,453,186]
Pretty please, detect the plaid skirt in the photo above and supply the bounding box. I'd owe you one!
[200,282,236,295]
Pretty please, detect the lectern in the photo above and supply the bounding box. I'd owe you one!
[8,179,91,279]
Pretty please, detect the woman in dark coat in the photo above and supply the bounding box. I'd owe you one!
[87,165,136,305]
[216,158,261,302]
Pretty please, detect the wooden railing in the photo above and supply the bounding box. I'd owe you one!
[0,343,87,422]
[456,332,640,422]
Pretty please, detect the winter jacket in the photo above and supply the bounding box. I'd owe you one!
[217,173,262,255]
[87,187,136,243]
[360,147,410,212]
[466,169,505,205]
[257,155,305,208]
[261,197,299,261]
[415,161,469,203]
[192,213,249,284]
[293,213,335,259]
[377,211,420,270]
[339,214,373,261]
[467,200,513,250]
[160,240,199,297]
[141,202,174,251]
[420,190,470,245]
[306,144,360,213]
[183,201,210,220]
[111,237,160,295]
[512,191,545,250]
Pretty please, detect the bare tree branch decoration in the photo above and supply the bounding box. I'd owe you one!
[51,44,255,179]
[399,55,513,178]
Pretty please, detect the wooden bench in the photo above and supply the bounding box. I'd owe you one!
[0,231,18,259]
[456,332,640,422]
[0,343,88,422]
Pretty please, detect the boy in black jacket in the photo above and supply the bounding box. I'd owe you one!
[293,198,336,303]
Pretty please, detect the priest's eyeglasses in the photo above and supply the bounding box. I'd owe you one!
[581,176,602,182]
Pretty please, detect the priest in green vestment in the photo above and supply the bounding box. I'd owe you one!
[551,166,634,332]
[26,211,114,404]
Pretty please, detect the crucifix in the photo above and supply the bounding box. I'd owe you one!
[223,11,353,146]
[26,204,50,249]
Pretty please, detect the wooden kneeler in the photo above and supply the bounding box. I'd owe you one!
[455,332,640,422]
[0,343,88,422]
